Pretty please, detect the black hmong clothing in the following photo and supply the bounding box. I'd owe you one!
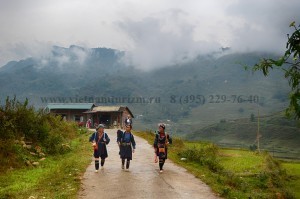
[153,132,172,159]
[116,129,123,155]
[119,132,136,160]
[116,129,123,143]
[89,132,110,159]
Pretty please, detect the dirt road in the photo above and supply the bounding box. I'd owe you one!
[78,129,221,199]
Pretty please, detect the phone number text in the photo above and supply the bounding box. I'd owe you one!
[169,95,259,105]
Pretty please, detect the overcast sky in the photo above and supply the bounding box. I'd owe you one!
[0,0,299,69]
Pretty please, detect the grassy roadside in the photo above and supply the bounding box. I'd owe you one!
[0,130,92,199]
[282,161,300,199]
[134,130,299,199]
[1,129,299,199]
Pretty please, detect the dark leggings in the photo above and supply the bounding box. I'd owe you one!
[95,158,105,170]
[159,158,165,170]
[122,158,131,169]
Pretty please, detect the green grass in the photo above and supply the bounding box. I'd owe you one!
[218,149,265,174]
[134,131,298,199]
[282,162,300,198]
[0,131,91,199]
[174,144,275,198]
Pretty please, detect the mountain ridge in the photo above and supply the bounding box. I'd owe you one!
[0,45,291,133]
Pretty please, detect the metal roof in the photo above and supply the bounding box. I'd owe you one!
[84,106,134,118]
[45,103,95,110]
[92,106,123,112]
[44,104,134,118]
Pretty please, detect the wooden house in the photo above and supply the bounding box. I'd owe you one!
[84,106,134,129]
[44,103,134,128]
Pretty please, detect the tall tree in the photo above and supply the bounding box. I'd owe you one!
[252,21,300,119]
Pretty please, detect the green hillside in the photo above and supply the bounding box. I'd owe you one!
[185,111,300,159]
[0,46,295,151]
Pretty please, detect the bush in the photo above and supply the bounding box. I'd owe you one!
[178,143,223,172]
[249,144,257,151]
[255,154,294,198]
[0,96,78,171]
[0,97,44,142]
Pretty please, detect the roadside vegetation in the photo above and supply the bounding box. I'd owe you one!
[135,131,300,199]
[0,133,91,199]
[0,97,92,199]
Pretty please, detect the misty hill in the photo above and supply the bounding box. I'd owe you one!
[0,45,127,99]
[0,45,291,133]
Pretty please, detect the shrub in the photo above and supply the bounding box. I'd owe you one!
[178,143,223,172]
[0,96,78,171]
[250,113,255,122]
[249,144,257,151]
[256,154,294,198]
[220,119,226,123]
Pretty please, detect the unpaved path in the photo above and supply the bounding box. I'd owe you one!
[78,129,221,199]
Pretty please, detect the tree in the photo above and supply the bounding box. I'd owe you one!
[252,21,300,119]
[250,113,255,122]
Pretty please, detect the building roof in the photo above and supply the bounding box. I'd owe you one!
[45,103,95,110]
[93,106,124,112]
[84,106,134,118]
[44,104,134,118]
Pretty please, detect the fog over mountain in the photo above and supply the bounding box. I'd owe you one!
[0,45,291,134]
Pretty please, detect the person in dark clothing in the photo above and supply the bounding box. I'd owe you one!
[153,123,172,173]
[116,129,123,155]
[89,124,110,172]
[119,124,136,171]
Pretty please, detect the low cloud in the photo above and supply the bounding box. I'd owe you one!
[225,0,300,54]
[0,41,53,67]
[0,41,90,70]
[117,9,221,70]
[1,0,300,70]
